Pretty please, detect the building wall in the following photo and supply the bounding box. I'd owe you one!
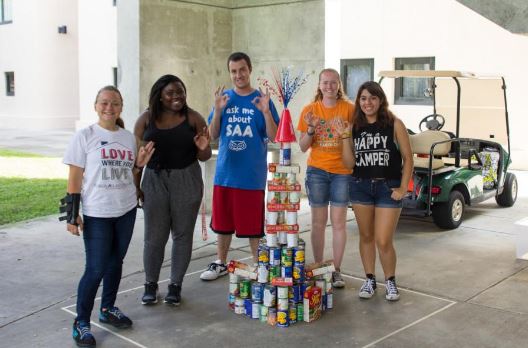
[0,0,79,129]
[326,0,528,169]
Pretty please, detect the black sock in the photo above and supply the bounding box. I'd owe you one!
[387,276,396,282]
[366,273,375,280]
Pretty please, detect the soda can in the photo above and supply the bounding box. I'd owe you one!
[277,286,289,299]
[263,285,276,307]
[244,298,252,317]
[229,282,239,296]
[327,293,333,309]
[257,265,269,284]
[259,304,268,322]
[240,279,251,299]
[293,246,305,263]
[293,263,305,282]
[281,247,293,267]
[281,265,293,278]
[251,282,263,302]
[288,301,297,324]
[251,301,260,319]
[277,298,289,311]
[267,307,277,326]
[296,303,304,321]
[276,309,289,327]
[269,265,280,282]
[269,247,281,266]
[258,245,269,266]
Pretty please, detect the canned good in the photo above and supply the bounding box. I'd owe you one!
[263,285,276,307]
[257,265,269,284]
[244,299,252,317]
[293,263,305,282]
[240,279,251,299]
[266,232,278,247]
[281,247,293,267]
[258,245,269,265]
[278,231,288,245]
[259,304,268,322]
[322,294,327,311]
[251,301,260,319]
[269,265,280,282]
[296,303,304,321]
[277,298,289,311]
[290,283,302,303]
[228,294,235,310]
[273,172,282,183]
[267,307,277,326]
[281,265,293,278]
[280,191,289,204]
[277,211,285,225]
[288,302,297,324]
[276,309,289,327]
[277,286,289,299]
[327,293,333,309]
[286,230,298,247]
[251,282,263,302]
[293,246,305,263]
[234,304,245,315]
[229,273,240,283]
[279,144,291,166]
[287,173,296,184]
[229,282,239,296]
[269,247,281,266]
[289,191,300,203]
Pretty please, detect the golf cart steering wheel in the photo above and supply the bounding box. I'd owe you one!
[419,114,445,131]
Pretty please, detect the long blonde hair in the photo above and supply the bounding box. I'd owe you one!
[312,68,346,102]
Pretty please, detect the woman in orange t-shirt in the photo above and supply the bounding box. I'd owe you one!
[297,68,354,288]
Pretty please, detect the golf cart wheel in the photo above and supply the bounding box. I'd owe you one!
[496,172,518,207]
[432,190,465,229]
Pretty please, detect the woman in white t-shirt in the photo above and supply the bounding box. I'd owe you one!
[62,86,154,348]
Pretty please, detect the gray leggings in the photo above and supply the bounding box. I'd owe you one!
[141,161,203,285]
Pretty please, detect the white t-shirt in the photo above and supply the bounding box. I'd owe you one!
[63,124,138,218]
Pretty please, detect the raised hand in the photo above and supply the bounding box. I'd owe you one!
[136,141,155,168]
[304,111,320,128]
[214,86,230,111]
[194,126,210,151]
[251,88,270,113]
[331,118,351,139]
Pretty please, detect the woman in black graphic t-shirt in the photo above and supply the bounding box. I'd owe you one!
[336,81,413,302]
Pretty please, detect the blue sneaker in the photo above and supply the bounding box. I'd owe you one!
[99,307,133,329]
[72,320,96,347]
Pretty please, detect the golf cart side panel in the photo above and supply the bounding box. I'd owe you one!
[422,169,483,204]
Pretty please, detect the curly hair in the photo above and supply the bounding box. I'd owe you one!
[353,81,395,130]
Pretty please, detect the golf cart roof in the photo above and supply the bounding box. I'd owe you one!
[379,70,478,79]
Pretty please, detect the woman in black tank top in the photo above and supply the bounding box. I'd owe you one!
[337,81,413,302]
[133,75,212,306]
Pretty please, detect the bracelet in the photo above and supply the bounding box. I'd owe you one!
[307,130,315,136]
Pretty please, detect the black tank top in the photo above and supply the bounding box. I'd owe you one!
[352,122,402,179]
[143,114,197,170]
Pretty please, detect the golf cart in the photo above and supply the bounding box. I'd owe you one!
[378,70,518,229]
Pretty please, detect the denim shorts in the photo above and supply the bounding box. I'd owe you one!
[349,177,403,208]
[305,166,350,207]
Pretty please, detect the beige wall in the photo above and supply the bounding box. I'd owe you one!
[0,0,79,129]
[326,0,528,169]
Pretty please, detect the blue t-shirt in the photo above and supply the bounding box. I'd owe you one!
[208,89,280,190]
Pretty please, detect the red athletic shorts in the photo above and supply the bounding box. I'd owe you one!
[210,185,265,238]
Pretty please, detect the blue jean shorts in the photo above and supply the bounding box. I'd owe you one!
[349,177,403,208]
[305,166,350,208]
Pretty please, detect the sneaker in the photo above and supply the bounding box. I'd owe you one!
[99,307,132,329]
[72,320,96,348]
[385,277,400,301]
[164,284,181,305]
[141,282,158,305]
[359,277,377,299]
[200,261,228,281]
[332,271,345,288]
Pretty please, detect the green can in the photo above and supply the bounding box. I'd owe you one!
[259,304,268,323]
[240,279,251,299]
[296,303,304,322]
[281,247,293,267]
[269,265,281,282]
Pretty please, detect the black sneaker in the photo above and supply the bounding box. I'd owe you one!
[199,261,228,280]
[72,319,96,348]
[164,284,181,306]
[99,307,133,329]
[141,282,158,305]
[385,277,400,301]
[359,276,377,299]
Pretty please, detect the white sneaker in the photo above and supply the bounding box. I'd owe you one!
[385,278,400,301]
[359,277,377,299]
[200,260,228,281]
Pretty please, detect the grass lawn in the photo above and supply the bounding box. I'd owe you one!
[0,177,67,225]
[0,148,46,157]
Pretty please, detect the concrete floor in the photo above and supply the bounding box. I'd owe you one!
[1,190,527,347]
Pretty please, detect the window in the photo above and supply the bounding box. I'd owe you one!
[5,71,14,96]
[341,58,374,100]
[0,0,13,24]
[394,57,435,105]
[112,67,118,87]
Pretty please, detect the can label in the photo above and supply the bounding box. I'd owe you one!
[290,283,302,303]
[281,248,293,266]
[240,280,251,299]
[296,303,304,321]
[269,265,280,282]
[258,245,269,265]
[259,304,268,322]
[315,280,326,295]
[251,282,263,302]
[276,309,289,327]
[244,298,252,317]
[281,266,293,278]
[293,263,304,282]
[229,273,240,283]
[327,293,333,309]
[293,247,305,263]
[288,302,297,324]
[267,307,277,326]
[251,302,260,319]
[229,282,239,296]
[277,298,289,311]
[269,247,281,266]
[263,285,276,307]
[279,148,291,166]
[277,286,289,299]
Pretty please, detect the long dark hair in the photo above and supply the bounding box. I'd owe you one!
[353,81,395,130]
[94,85,125,128]
[148,74,188,123]
[313,68,346,102]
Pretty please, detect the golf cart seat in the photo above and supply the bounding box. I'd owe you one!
[410,130,452,170]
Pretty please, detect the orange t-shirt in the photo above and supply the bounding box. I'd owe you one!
[297,99,355,174]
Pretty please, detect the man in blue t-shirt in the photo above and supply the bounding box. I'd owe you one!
[201,52,280,281]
